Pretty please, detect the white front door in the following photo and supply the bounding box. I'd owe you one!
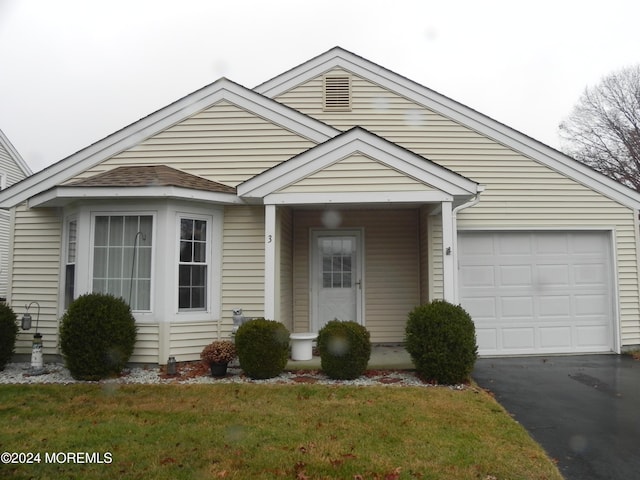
[311,230,363,331]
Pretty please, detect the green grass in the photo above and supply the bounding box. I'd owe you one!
[0,384,562,479]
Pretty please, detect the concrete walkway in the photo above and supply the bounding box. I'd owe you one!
[473,355,640,480]
[285,344,414,370]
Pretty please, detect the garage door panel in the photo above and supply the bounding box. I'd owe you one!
[502,328,535,350]
[501,296,533,318]
[460,265,495,288]
[538,295,571,317]
[500,265,532,286]
[459,231,614,355]
[574,264,608,285]
[539,326,572,348]
[538,264,570,286]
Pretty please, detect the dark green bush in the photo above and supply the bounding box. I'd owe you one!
[59,293,137,380]
[235,318,290,379]
[405,300,478,384]
[317,320,371,380]
[0,304,18,370]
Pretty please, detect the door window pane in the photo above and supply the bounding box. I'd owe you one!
[320,238,353,288]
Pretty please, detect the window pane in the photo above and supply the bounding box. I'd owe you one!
[194,220,206,241]
[67,220,77,263]
[178,287,190,309]
[192,265,206,285]
[180,240,192,262]
[192,287,205,309]
[65,265,75,308]
[139,216,153,246]
[180,219,193,240]
[124,216,139,246]
[95,217,109,246]
[93,247,107,278]
[108,247,123,278]
[193,242,206,262]
[323,273,332,288]
[109,216,124,246]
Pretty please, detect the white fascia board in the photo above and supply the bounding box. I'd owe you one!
[239,131,478,198]
[28,186,245,208]
[0,79,337,209]
[256,48,640,210]
[264,191,454,205]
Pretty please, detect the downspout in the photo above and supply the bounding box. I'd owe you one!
[451,186,485,304]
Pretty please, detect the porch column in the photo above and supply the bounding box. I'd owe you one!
[264,204,276,319]
[441,201,455,303]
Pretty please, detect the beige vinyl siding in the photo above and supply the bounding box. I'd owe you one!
[0,210,9,298]
[130,323,160,364]
[278,207,294,329]
[0,143,29,299]
[293,209,420,343]
[278,153,434,193]
[70,101,316,186]
[9,205,62,355]
[0,143,29,187]
[222,205,265,332]
[167,321,219,362]
[275,69,640,348]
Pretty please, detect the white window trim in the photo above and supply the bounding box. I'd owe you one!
[174,208,222,321]
[176,213,212,313]
[88,211,157,313]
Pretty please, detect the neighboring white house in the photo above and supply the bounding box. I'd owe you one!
[0,130,32,300]
[1,47,639,362]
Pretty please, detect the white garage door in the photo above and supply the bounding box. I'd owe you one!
[459,231,615,356]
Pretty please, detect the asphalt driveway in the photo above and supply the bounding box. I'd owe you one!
[473,355,640,480]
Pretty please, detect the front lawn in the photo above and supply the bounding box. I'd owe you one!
[0,384,562,479]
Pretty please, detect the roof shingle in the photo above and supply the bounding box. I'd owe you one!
[68,165,236,194]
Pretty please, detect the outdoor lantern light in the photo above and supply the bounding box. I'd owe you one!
[22,302,44,375]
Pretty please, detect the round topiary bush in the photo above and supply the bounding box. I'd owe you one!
[59,293,137,380]
[317,320,371,380]
[405,300,478,385]
[235,318,290,379]
[0,303,18,371]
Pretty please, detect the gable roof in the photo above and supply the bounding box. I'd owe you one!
[255,47,640,210]
[238,127,480,205]
[0,129,32,177]
[0,78,339,209]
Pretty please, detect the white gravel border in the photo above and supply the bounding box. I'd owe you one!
[0,362,466,389]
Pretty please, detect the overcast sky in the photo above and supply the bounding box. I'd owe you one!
[1,0,639,172]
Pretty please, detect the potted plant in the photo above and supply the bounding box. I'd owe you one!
[200,340,237,377]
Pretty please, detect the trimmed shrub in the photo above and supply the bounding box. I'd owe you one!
[59,293,137,380]
[405,300,478,384]
[0,303,18,370]
[235,318,290,379]
[317,320,371,380]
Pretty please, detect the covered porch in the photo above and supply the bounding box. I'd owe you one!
[237,127,482,341]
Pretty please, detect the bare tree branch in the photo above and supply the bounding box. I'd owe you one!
[560,65,640,191]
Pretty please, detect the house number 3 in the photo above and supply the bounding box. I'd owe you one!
[267,235,273,243]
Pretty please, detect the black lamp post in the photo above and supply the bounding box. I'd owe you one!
[21,301,44,375]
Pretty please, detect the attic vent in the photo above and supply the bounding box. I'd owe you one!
[323,75,351,111]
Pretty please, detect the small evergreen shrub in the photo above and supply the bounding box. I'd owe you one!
[317,320,371,380]
[59,293,137,380]
[405,300,478,384]
[235,318,290,379]
[0,303,18,370]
